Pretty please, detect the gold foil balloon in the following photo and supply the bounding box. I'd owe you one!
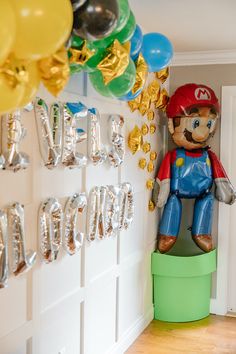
[10,0,73,60]
[132,53,148,94]
[19,61,40,107]
[147,161,154,172]
[0,55,27,113]
[156,67,169,83]
[128,125,143,154]
[38,47,70,96]
[0,1,16,65]
[139,89,151,116]
[148,200,155,211]
[148,80,160,103]
[146,179,154,190]
[69,42,95,66]
[142,142,151,153]
[147,110,155,121]
[141,124,149,136]
[150,124,156,134]
[128,94,141,112]
[97,39,130,85]
[138,158,147,169]
[150,151,157,161]
[155,88,169,111]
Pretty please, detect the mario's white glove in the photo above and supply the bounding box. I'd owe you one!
[152,179,170,208]
[215,178,236,205]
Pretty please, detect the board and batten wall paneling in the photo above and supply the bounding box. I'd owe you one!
[0,73,166,354]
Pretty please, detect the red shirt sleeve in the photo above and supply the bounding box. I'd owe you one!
[156,150,175,182]
[208,149,228,179]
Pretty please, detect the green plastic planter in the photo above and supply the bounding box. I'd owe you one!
[151,249,217,322]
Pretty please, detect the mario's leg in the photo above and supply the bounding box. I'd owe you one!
[158,194,182,253]
[192,193,214,252]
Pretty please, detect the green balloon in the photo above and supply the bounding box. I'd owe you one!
[71,34,83,49]
[115,11,136,43]
[70,63,83,75]
[83,45,106,73]
[89,70,113,97]
[108,59,136,97]
[115,0,130,33]
[89,59,136,98]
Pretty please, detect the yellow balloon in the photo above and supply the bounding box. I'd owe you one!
[18,61,40,107]
[0,1,16,64]
[10,0,73,60]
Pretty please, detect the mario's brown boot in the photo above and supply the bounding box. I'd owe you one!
[158,234,177,253]
[192,234,213,252]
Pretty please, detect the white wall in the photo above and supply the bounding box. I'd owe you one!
[0,73,165,354]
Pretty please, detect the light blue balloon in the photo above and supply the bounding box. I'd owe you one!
[119,87,142,101]
[130,25,143,60]
[141,32,173,72]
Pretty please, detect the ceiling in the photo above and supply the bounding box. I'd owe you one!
[129,0,236,52]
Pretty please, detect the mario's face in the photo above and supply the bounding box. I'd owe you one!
[168,106,218,150]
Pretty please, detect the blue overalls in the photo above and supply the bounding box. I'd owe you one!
[159,148,214,237]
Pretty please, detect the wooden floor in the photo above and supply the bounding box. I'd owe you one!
[126,315,236,354]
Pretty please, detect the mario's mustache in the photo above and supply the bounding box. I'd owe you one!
[184,129,213,145]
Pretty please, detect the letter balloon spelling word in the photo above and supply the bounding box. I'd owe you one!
[39,198,63,263]
[8,203,36,276]
[1,110,29,171]
[88,108,107,165]
[0,211,8,288]
[108,114,125,167]
[64,193,87,255]
[152,83,236,254]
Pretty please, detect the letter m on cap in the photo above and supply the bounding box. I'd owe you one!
[195,87,211,100]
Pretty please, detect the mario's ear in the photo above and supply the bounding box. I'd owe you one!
[168,119,175,135]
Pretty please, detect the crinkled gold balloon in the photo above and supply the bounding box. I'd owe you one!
[69,41,95,66]
[0,55,29,88]
[155,88,169,111]
[142,142,151,153]
[146,179,154,190]
[139,89,151,116]
[97,39,130,85]
[128,125,143,154]
[150,151,157,161]
[128,94,142,112]
[150,124,156,134]
[147,110,155,121]
[156,67,169,83]
[147,80,160,103]
[147,161,154,172]
[141,123,149,136]
[38,46,70,96]
[132,53,148,94]
[148,200,155,211]
[138,158,147,169]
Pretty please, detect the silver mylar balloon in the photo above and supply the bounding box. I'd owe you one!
[64,193,87,255]
[120,183,134,230]
[62,104,87,168]
[8,203,36,276]
[34,98,62,169]
[39,198,63,263]
[88,108,107,165]
[1,110,29,172]
[104,185,120,237]
[108,115,125,168]
[97,186,107,239]
[87,187,100,241]
[0,211,9,288]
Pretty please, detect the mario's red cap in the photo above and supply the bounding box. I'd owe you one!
[166,83,220,118]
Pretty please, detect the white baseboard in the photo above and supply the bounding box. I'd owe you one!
[108,306,154,354]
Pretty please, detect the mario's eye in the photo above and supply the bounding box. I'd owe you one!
[193,119,200,129]
[207,120,212,129]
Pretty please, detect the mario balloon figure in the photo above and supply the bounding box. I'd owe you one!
[153,83,236,254]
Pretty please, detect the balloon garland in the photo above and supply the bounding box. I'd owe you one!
[0,0,174,114]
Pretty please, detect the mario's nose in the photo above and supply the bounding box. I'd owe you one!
[192,127,209,142]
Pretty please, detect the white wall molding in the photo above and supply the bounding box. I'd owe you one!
[172,50,236,67]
